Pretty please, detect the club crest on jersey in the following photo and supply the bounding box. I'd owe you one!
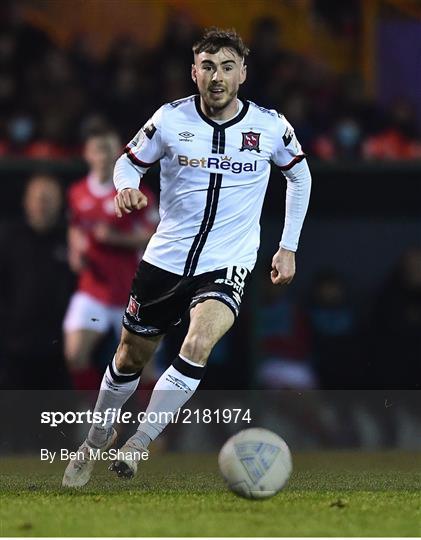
[127,296,141,320]
[240,131,261,153]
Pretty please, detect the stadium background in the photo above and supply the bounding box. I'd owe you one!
[1,0,421,451]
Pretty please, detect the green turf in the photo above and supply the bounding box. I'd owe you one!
[1,451,421,536]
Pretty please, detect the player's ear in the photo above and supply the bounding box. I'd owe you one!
[239,63,247,85]
[191,64,197,84]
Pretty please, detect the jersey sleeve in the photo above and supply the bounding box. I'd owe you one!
[270,113,306,170]
[124,106,165,169]
[114,107,166,192]
[279,158,311,252]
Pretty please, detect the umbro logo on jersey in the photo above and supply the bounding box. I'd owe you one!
[240,131,261,153]
[179,131,194,141]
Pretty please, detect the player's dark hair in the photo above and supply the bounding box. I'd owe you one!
[78,122,121,147]
[193,28,249,60]
[83,127,120,143]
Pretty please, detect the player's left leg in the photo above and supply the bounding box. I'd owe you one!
[110,299,234,478]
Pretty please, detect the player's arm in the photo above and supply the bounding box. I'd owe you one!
[271,159,311,284]
[67,224,89,273]
[66,187,89,273]
[270,114,311,285]
[92,223,153,250]
[95,189,159,248]
[113,108,165,218]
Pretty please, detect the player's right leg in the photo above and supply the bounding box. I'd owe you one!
[62,261,181,487]
[62,328,162,487]
[63,292,111,389]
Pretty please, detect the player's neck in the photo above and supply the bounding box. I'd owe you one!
[87,172,115,197]
[93,171,113,184]
[201,96,239,121]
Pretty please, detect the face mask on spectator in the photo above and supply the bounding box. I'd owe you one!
[335,120,361,149]
[8,116,34,144]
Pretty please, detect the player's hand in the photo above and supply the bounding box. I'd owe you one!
[114,188,148,218]
[270,247,296,285]
[68,250,87,273]
[68,226,88,273]
[92,222,114,244]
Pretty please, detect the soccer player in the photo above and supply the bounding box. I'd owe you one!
[62,28,311,487]
[63,129,158,390]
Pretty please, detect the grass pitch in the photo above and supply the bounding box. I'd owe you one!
[1,451,420,536]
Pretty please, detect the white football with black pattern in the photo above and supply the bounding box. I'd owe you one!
[218,428,292,499]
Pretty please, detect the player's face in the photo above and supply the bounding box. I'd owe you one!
[192,48,247,113]
[84,134,121,178]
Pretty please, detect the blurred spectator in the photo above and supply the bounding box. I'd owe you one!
[0,174,73,389]
[312,0,360,38]
[312,116,363,159]
[257,275,315,389]
[306,270,361,389]
[69,32,104,101]
[368,247,421,389]
[246,17,287,102]
[151,9,200,105]
[281,92,315,150]
[103,37,153,141]
[0,6,420,161]
[154,8,201,68]
[0,1,53,67]
[363,98,421,160]
[5,109,35,154]
[63,129,158,390]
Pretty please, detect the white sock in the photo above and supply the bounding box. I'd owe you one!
[88,356,141,447]
[130,355,205,446]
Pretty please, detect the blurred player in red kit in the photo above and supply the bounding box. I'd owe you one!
[63,129,158,389]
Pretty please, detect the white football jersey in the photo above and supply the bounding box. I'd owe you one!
[119,95,306,277]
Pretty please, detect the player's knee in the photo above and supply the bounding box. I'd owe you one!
[115,335,151,373]
[64,343,90,370]
[181,333,213,364]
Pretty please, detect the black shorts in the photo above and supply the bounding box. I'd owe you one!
[123,260,250,337]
